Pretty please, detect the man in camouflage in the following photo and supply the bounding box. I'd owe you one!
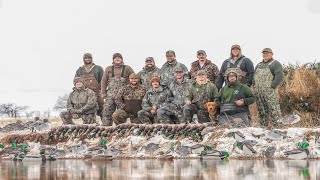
[138,77,170,124]
[138,57,160,88]
[60,77,98,125]
[100,53,135,126]
[216,44,255,90]
[184,70,219,123]
[190,50,219,85]
[158,50,189,86]
[216,71,255,127]
[157,67,192,124]
[74,53,104,118]
[112,73,147,125]
[253,48,284,127]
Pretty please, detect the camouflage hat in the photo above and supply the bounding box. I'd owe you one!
[150,76,161,84]
[113,53,123,60]
[83,53,92,59]
[197,50,206,55]
[166,50,175,56]
[262,48,273,53]
[145,57,154,62]
[73,77,83,85]
[227,72,237,77]
[129,73,140,79]
[175,66,184,72]
[197,70,207,75]
[231,44,241,50]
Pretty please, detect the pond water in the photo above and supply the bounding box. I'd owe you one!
[0,159,318,180]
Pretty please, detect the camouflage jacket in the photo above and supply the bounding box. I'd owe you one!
[115,84,147,109]
[159,60,189,86]
[168,78,192,107]
[101,63,134,96]
[67,87,98,114]
[186,81,219,109]
[137,66,160,88]
[190,59,219,85]
[75,64,104,92]
[142,86,170,111]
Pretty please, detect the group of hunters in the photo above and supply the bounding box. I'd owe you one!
[60,44,284,128]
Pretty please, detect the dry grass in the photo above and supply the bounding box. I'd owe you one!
[279,63,320,127]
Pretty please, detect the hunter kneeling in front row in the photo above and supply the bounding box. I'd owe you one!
[60,77,98,125]
[183,70,219,123]
[216,72,255,127]
[112,73,147,125]
[138,77,170,124]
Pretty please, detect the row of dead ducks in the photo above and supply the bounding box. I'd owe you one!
[0,118,50,133]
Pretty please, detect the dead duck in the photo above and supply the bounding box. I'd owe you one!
[277,110,301,125]
[235,141,257,155]
[262,147,276,158]
[174,141,191,157]
[284,149,309,160]
[200,150,230,160]
[145,143,160,156]
[265,130,287,140]
[228,131,246,141]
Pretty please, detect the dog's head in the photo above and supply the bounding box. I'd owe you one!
[204,102,218,115]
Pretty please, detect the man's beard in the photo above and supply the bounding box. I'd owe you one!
[228,81,236,86]
[84,60,92,65]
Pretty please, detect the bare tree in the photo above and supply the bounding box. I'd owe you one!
[0,103,29,118]
[53,94,68,112]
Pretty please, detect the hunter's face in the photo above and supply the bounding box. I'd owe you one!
[263,52,273,61]
[145,60,154,67]
[113,57,123,65]
[152,81,160,89]
[129,78,139,85]
[175,71,184,79]
[196,74,207,82]
[83,57,92,64]
[197,53,207,61]
[166,55,176,63]
[75,81,84,89]
[231,48,240,57]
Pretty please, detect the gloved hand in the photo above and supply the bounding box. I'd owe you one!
[151,106,157,115]
[235,99,245,107]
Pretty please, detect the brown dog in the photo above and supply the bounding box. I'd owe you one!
[204,102,219,124]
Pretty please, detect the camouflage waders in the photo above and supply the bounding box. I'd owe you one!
[137,110,155,124]
[157,103,184,124]
[183,104,210,123]
[102,66,126,126]
[112,109,142,125]
[80,72,104,117]
[224,58,247,84]
[60,111,97,125]
[254,61,282,126]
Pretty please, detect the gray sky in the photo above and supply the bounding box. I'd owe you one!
[0,0,319,113]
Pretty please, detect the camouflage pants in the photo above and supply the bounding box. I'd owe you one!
[60,111,96,125]
[183,104,210,123]
[137,110,155,124]
[218,112,249,127]
[112,109,142,125]
[94,91,104,117]
[102,96,116,126]
[157,103,184,124]
[255,86,282,126]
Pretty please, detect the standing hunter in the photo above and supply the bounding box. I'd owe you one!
[190,50,219,85]
[216,44,255,90]
[157,67,192,124]
[158,50,189,86]
[74,53,104,118]
[137,57,160,88]
[60,77,98,125]
[253,48,284,128]
[183,70,219,123]
[100,53,135,126]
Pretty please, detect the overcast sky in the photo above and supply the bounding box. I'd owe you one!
[0,0,319,113]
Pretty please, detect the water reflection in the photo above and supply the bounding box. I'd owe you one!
[0,159,319,179]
